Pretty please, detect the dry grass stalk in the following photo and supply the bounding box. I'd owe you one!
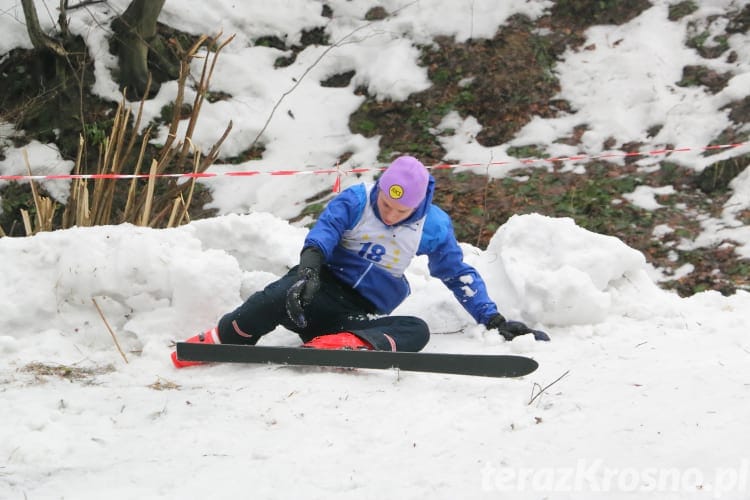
[21,209,33,235]
[178,148,202,225]
[165,154,199,228]
[156,34,209,169]
[166,197,183,228]
[62,135,86,227]
[7,33,234,236]
[74,180,91,226]
[91,297,129,364]
[120,76,150,166]
[21,361,115,382]
[35,196,56,230]
[139,159,158,226]
[22,148,57,234]
[177,33,235,168]
[148,377,181,391]
[123,125,152,223]
[91,98,129,225]
[130,34,233,226]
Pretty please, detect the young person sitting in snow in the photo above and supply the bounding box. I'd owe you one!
[172,155,548,367]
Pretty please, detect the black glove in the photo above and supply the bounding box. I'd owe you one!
[286,247,323,328]
[486,313,550,342]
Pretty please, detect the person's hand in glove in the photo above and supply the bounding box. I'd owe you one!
[286,246,324,328]
[486,313,550,341]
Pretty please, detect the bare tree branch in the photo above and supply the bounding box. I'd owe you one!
[528,370,570,406]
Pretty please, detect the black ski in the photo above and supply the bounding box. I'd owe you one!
[175,343,538,378]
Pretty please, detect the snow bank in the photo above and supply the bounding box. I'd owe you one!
[477,214,664,326]
[0,213,304,365]
[0,212,671,361]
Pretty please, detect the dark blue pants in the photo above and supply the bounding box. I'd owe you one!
[217,267,430,352]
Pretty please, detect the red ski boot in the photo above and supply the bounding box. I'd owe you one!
[303,332,373,350]
[171,327,220,368]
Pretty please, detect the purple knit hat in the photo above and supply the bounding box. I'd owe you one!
[378,156,429,208]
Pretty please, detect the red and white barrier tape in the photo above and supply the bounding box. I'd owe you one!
[1,142,747,192]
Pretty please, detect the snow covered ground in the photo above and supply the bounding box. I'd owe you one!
[1,1,750,498]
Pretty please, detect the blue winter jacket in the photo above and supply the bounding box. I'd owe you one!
[303,176,499,325]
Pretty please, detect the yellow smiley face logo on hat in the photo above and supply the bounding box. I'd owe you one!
[389,184,405,200]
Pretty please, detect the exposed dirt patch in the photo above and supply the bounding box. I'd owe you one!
[431,160,748,296]
[349,15,564,162]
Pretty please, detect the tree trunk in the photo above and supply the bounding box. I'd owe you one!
[19,0,66,55]
[17,0,82,150]
[112,0,167,99]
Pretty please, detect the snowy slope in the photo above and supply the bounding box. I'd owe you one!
[1,213,749,499]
